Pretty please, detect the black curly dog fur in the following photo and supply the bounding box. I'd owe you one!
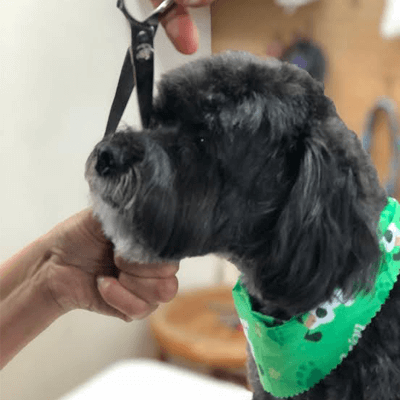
[85,52,400,399]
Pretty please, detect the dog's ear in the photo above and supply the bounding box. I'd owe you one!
[263,117,386,312]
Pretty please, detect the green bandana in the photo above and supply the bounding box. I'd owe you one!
[233,197,400,398]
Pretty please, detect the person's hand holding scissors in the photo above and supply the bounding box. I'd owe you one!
[151,0,216,54]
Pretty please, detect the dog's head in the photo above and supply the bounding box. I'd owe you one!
[86,51,386,312]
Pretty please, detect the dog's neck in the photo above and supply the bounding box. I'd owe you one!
[226,256,299,320]
[251,296,294,320]
[226,184,388,321]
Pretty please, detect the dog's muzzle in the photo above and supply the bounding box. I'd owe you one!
[95,140,145,177]
[85,135,148,210]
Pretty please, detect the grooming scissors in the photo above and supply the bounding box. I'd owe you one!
[104,0,176,136]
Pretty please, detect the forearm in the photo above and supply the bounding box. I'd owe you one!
[0,234,53,301]
[0,235,64,369]
[0,263,62,368]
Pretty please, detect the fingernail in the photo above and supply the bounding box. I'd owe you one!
[183,0,202,5]
[124,315,134,323]
[97,276,110,290]
[167,21,180,40]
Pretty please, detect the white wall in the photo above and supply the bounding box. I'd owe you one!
[0,1,216,399]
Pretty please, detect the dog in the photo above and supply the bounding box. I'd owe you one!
[85,51,400,399]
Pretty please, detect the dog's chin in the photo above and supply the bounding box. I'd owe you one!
[85,158,159,263]
[88,191,167,264]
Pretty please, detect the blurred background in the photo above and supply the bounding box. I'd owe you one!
[1,0,399,399]
[213,0,400,199]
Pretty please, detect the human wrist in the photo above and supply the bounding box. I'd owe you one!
[0,230,56,301]
[0,254,63,368]
[0,229,65,319]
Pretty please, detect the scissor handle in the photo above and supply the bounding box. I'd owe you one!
[117,0,175,27]
[104,0,175,135]
[148,0,176,20]
[118,0,159,129]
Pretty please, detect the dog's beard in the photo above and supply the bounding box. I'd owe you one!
[85,157,141,211]
[85,133,172,211]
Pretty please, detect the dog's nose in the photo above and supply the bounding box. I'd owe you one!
[95,142,143,177]
[95,143,123,177]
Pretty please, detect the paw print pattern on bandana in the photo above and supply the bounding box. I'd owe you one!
[296,361,324,389]
[267,328,286,346]
[264,317,284,328]
[376,280,393,302]
[268,367,281,380]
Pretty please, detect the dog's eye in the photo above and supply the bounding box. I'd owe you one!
[197,137,206,145]
[195,137,208,153]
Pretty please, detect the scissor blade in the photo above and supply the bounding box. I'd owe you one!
[134,49,154,129]
[104,50,135,137]
[106,0,174,134]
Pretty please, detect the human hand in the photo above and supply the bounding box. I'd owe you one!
[46,209,179,321]
[151,0,215,54]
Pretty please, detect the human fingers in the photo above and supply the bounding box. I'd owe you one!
[176,0,216,7]
[118,272,179,304]
[97,276,159,321]
[115,257,179,278]
[150,0,199,54]
[114,258,179,303]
